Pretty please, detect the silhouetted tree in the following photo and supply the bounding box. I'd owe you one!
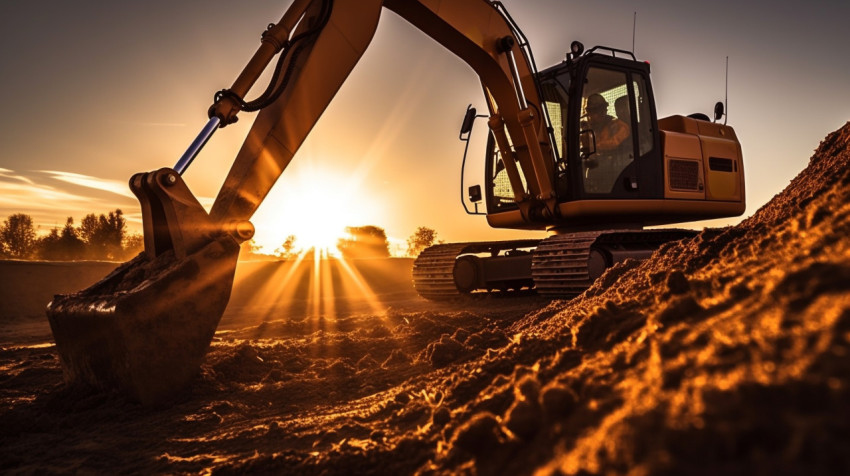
[121,233,144,260]
[275,235,298,259]
[37,217,86,260]
[78,213,98,245]
[60,217,86,259]
[80,209,126,260]
[337,225,390,259]
[1,210,147,261]
[1,213,36,259]
[36,228,62,260]
[238,238,263,260]
[406,226,439,257]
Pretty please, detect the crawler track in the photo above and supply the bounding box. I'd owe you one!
[412,243,472,300]
[531,231,604,296]
[413,240,540,300]
[414,230,697,300]
[532,229,698,296]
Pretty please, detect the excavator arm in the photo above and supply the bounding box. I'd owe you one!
[209,0,558,226]
[46,0,561,405]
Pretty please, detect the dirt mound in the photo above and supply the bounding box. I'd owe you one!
[2,123,850,474]
[485,121,850,474]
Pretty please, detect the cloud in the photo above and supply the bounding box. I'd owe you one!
[38,170,214,206]
[0,168,35,185]
[0,169,136,222]
[39,170,136,199]
[0,168,215,234]
[0,169,142,234]
[122,210,144,225]
[197,196,216,209]
[0,175,96,211]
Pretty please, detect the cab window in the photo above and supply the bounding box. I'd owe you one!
[579,67,633,194]
[633,73,654,157]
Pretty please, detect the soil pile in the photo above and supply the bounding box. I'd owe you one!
[2,123,849,474]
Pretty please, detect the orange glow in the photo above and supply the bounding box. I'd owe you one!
[336,258,388,317]
[249,162,386,256]
[228,251,390,336]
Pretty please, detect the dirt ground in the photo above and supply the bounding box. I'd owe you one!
[2,122,850,474]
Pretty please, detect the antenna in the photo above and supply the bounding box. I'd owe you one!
[713,56,729,124]
[724,56,728,125]
[632,12,637,53]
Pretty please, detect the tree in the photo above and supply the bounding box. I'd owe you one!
[78,213,98,246]
[59,217,86,259]
[36,228,62,260]
[1,210,143,261]
[337,225,390,259]
[1,213,36,259]
[275,235,298,259]
[80,209,126,260]
[406,226,439,257]
[37,217,86,260]
[121,233,144,260]
[238,238,263,260]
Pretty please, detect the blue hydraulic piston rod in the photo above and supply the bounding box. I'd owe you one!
[173,116,221,175]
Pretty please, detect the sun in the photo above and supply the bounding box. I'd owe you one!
[248,162,383,256]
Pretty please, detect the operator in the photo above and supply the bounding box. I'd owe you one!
[582,93,631,193]
[585,93,629,151]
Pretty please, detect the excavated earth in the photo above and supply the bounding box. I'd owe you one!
[2,122,850,474]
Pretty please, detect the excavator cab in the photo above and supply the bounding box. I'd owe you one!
[549,47,662,202]
[445,43,744,297]
[480,46,744,231]
[482,49,651,209]
[482,48,661,219]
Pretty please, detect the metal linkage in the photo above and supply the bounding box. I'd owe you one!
[173,116,221,175]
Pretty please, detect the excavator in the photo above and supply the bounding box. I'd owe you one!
[46,0,745,404]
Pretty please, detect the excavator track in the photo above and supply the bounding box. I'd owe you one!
[413,240,541,300]
[412,243,472,300]
[413,230,697,300]
[531,231,604,296]
[531,229,698,296]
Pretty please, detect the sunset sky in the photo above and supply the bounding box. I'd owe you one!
[2,0,848,255]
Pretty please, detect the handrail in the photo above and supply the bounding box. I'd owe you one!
[584,45,637,61]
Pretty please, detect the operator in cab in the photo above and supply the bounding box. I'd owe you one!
[582,93,632,193]
[585,93,629,151]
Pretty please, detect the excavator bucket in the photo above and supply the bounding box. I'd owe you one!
[46,168,251,405]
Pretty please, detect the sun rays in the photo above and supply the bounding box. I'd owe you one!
[248,160,387,255]
[226,250,394,340]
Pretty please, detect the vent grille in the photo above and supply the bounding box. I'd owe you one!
[709,157,734,172]
[668,159,700,191]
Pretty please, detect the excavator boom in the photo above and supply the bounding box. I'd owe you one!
[46,0,560,405]
[209,0,556,225]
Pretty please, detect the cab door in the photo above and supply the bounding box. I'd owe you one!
[573,57,663,200]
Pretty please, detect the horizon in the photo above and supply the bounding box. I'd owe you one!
[2,0,849,254]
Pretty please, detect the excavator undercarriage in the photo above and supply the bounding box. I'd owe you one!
[413,229,698,299]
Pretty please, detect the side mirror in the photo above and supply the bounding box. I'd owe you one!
[460,105,477,138]
[468,185,482,203]
[714,101,725,122]
[569,40,584,60]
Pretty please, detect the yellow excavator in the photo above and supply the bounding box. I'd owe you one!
[46,0,745,404]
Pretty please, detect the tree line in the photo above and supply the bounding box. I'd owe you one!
[2,212,443,262]
[0,211,141,261]
[240,225,443,260]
